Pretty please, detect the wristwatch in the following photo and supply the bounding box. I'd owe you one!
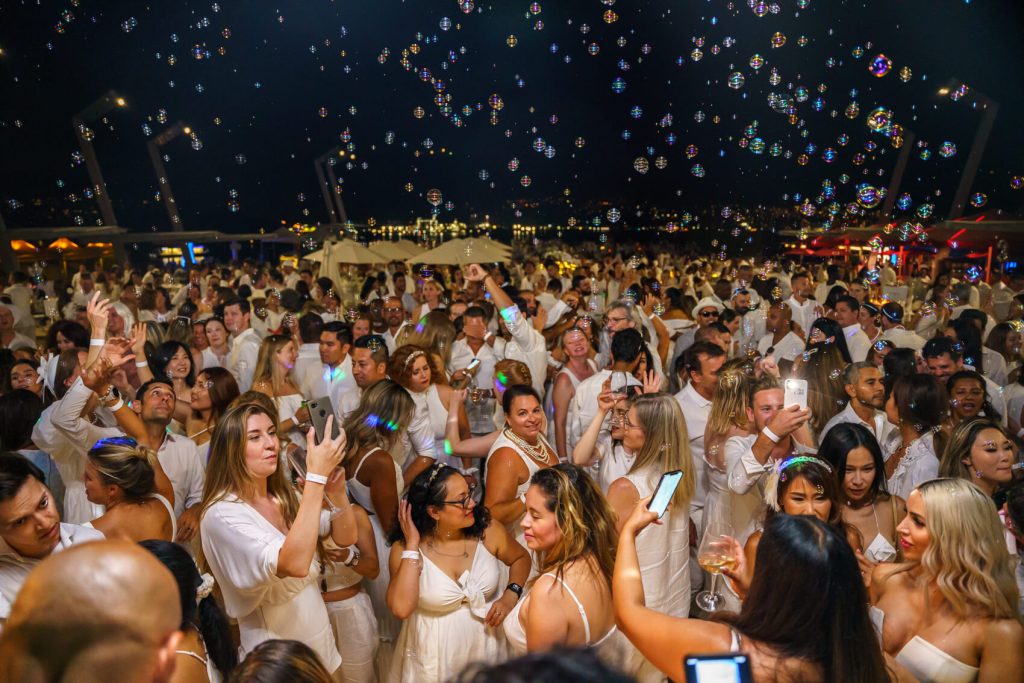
[99,385,119,404]
[506,582,523,600]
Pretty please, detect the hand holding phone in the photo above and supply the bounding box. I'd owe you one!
[684,654,753,683]
[451,358,482,390]
[647,470,683,519]
[783,379,808,410]
[307,397,341,444]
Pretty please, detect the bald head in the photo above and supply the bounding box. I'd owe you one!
[1,540,183,683]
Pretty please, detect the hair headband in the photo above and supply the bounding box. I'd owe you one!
[403,350,426,371]
[764,455,833,512]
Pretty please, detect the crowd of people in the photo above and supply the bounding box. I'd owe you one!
[0,244,1023,682]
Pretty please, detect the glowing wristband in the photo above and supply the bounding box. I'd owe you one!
[762,426,782,444]
[135,361,148,368]
[305,472,329,486]
[89,339,105,347]
[108,398,125,412]
[401,551,421,561]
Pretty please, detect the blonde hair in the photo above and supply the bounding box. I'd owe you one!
[341,379,415,462]
[87,439,159,503]
[915,478,1019,620]
[494,359,532,391]
[707,358,753,435]
[397,310,456,368]
[251,334,295,397]
[530,464,618,587]
[624,394,695,509]
[797,345,847,432]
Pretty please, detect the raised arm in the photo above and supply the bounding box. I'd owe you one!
[444,388,500,458]
[386,501,422,620]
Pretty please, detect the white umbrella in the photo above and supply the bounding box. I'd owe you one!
[331,238,387,264]
[407,238,510,265]
[394,239,426,257]
[369,241,415,261]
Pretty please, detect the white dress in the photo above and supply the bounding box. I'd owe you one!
[883,432,939,501]
[275,394,307,450]
[347,447,405,680]
[389,544,508,682]
[200,494,342,673]
[622,467,691,682]
[422,384,454,469]
[485,431,544,548]
[869,607,979,683]
[544,361,596,451]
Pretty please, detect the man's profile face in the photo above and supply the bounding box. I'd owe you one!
[0,478,61,559]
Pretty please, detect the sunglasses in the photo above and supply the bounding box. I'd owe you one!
[700,310,720,318]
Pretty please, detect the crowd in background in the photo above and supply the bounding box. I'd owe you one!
[0,242,1023,682]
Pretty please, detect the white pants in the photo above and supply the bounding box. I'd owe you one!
[326,592,379,683]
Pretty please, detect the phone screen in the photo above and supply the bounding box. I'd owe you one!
[647,470,683,519]
[684,655,753,683]
[783,379,808,410]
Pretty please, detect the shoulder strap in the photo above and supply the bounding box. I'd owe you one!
[352,447,383,479]
[890,494,898,543]
[541,573,591,644]
[150,493,177,539]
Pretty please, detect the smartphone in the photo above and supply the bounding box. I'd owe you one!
[647,470,683,519]
[451,358,482,390]
[287,449,307,480]
[783,378,808,410]
[307,397,340,444]
[684,654,754,683]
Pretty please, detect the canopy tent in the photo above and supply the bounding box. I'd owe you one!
[406,238,511,265]
[303,238,386,290]
[394,239,426,257]
[368,240,421,261]
[469,236,512,256]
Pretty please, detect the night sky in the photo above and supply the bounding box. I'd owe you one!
[1,0,1023,239]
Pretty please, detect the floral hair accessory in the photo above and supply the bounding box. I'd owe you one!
[403,350,426,371]
[764,455,833,512]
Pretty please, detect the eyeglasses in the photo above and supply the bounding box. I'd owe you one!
[383,307,403,313]
[442,483,478,510]
[621,414,643,430]
[606,315,629,324]
[700,310,720,318]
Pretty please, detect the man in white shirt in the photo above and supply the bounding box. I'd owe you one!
[293,312,325,388]
[818,362,893,444]
[448,306,499,435]
[569,328,646,454]
[667,297,723,377]
[381,296,410,354]
[756,301,806,363]
[466,264,548,397]
[878,302,927,351]
[786,271,821,335]
[4,272,35,339]
[282,262,301,289]
[675,341,727,528]
[726,378,813,544]
[923,337,1008,427]
[834,295,871,362]
[0,305,35,352]
[301,321,356,417]
[733,289,766,356]
[0,453,105,625]
[224,297,261,392]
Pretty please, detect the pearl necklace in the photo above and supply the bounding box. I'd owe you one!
[503,428,551,464]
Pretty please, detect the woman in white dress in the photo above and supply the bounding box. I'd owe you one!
[141,539,238,683]
[570,380,637,494]
[199,402,356,675]
[870,478,1023,682]
[484,386,556,548]
[882,375,947,501]
[414,280,446,322]
[252,334,310,452]
[201,317,231,370]
[387,464,530,682]
[182,367,240,465]
[548,327,597,462]
[341,380,416,681]
[503,464,626,665]
[819,423,906,566]
[605,394,696,683]
[702,360,755,534]
[82,436,177,543]
[388,345,470,471]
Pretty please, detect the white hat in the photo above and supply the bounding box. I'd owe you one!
[691,297,725,319]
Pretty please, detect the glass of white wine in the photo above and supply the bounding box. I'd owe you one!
[696,518,738,613]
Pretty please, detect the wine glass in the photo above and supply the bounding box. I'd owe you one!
[695,518,738,613]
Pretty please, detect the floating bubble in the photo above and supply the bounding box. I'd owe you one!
[749,54,765,70]
[633,157,649,174]
[770,32,786,48]
[1011,176,1024,190]
[691,164,705,177]
[970,192,987,208]
[727,72,746,90]
[857,185,881,208]
[899,66,912,82]
[866,107,893,134]
[868,54,892,77]
[938,141,957,158]
[965,265,982,283]
[607,208,621,223]
[611,77,626,93]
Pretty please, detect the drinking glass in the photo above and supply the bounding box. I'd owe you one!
[695,518,738,613]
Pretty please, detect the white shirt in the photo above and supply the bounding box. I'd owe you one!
[200,494,341,672]
[292,343,322,387]
[883,431,939,501]
[568,370,642,455]
[382,323,411,355]
[157,433,206,518]
[786,295,819,334]
[757,331,805,363]
[228,328,262,392]
[675,383,711,516]
[724,434,770,545]
[843,323,871,362]
[2,332,36,351]
[880,326,926,351]
[0,523,105,620]
[497,304,548,397]
[299,357,356,420]
[448,339,499,434]
[818,402,893,446]
[338,385,436,463]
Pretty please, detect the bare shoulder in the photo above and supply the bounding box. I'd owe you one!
[606,477,639,504]
[984,617,1024,643]
[869,562,909,594]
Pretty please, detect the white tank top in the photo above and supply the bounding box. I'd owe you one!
[347,446,404,516]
